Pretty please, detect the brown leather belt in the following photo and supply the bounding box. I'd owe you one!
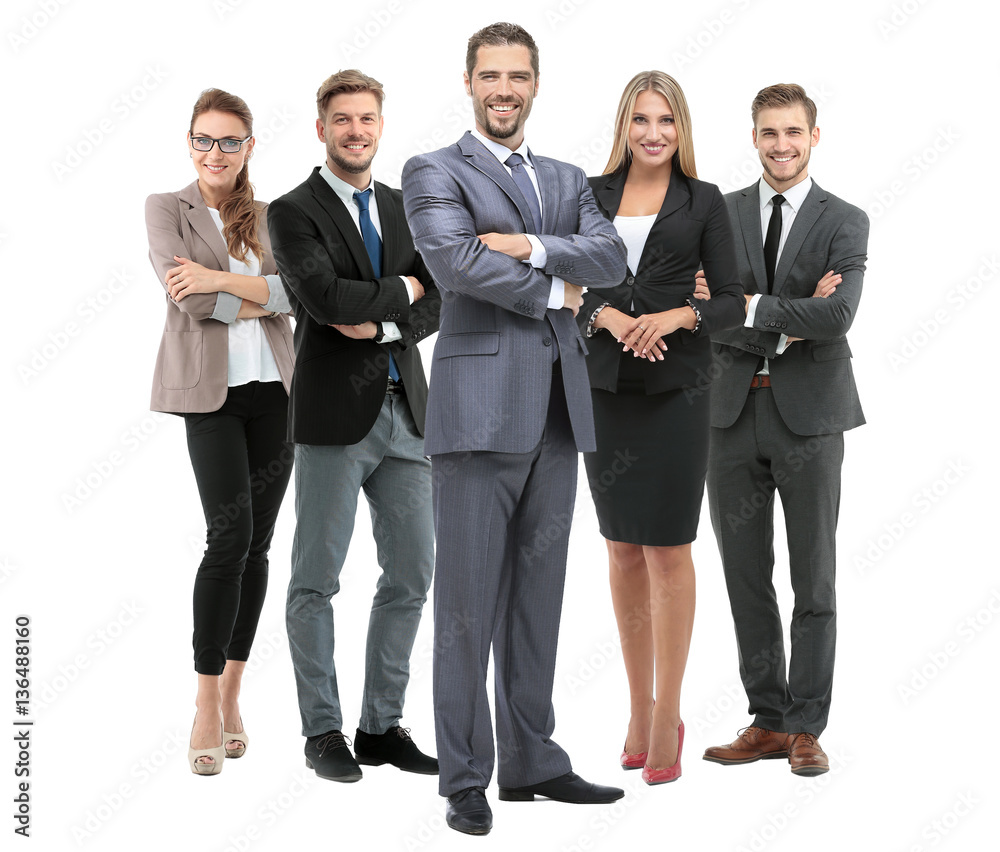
[749,374,771,389]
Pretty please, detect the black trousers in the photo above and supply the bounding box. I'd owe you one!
[184,381,292,675]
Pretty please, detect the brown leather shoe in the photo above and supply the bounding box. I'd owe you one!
[703,726,791,765]
[788,732,829,776]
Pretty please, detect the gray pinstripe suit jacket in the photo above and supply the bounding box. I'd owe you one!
[401,132,626,456]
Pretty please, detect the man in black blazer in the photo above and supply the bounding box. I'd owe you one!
[267,69,440,783]
[698,84,868,776]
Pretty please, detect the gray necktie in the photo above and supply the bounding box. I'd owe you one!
[505,152,542,232]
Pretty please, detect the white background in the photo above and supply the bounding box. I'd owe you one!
[2,0,996,849]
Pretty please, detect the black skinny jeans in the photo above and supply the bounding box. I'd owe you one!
[184,381,292,675]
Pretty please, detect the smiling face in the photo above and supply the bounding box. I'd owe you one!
[317,91,383,188]
[627,90,678,173]
[465,44,538,149]
[753,104,819,192]
[188,110,253,202]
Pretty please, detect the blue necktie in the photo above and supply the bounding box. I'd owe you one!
[354,188,400,382]
[505,152,542,232]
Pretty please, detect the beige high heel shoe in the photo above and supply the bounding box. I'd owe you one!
[189,718,225,776]
[224,719,249,759]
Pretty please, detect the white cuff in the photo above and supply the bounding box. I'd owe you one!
[744,293,762,328]
[547,277,565,311]
[526,234,547,268]
[381,321,402,343]
[399,276,414,304]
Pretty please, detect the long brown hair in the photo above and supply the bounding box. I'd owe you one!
[189,88,263,264]
[603,71,697,179]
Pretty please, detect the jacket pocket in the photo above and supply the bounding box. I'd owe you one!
[160,331,203,389]
[435,332,500,359]
[811,340,852,362]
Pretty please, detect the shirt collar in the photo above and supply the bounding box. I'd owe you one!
[759,175,812,213]
[471,128,533,170]
[319,161,374,209]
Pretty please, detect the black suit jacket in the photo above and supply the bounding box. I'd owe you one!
[267,167,440,445]
[578,169,745,394]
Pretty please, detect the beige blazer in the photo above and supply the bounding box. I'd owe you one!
[146,180,295,413]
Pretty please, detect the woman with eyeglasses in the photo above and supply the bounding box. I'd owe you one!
[145,88,295,775]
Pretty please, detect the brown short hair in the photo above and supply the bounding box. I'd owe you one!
[751,84,817,130]
[316,69,385,120]
[466,22,539,80]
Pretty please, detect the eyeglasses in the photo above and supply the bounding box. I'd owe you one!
[189,135,252,153]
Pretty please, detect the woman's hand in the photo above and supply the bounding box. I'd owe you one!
[166,256,225,301]
[595,307,668,362]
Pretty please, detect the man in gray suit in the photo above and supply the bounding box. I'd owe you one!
[401,22,626,836]
[697,84,868,776]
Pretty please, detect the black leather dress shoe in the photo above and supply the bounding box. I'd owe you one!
[304,731,362,782]
[498,771,624,803]
[446,787,492,835]
[354,726,439,775]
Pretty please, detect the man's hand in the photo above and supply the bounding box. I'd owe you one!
[477,232,531,261]
[406,276,425,302]
[331,321,379,340]
[693,269,711,301]
[563,282,584,317]
[166,256,224,301]
[813,270,841,298]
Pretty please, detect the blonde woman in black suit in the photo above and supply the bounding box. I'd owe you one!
[146,88,294,775]
[577,71,745,785]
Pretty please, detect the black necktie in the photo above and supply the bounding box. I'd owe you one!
[354,189,400,382]
[763,193,785,293]
[505,152,542,232]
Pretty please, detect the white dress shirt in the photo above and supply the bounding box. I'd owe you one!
[745,176,814,369]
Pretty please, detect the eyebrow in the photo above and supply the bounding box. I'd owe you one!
[633,111,674,118]
[476,68,532,77]
[329,111,378,119]
[759,124,806,132]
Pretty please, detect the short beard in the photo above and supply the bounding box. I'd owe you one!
[328,143,375,175]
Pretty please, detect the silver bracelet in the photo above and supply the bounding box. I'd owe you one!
[586,302,611,338]
[685,298,703,334]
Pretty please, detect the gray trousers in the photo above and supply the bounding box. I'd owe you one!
[432,373,577,796]
[286,393,434,738]
[707,387,844,737]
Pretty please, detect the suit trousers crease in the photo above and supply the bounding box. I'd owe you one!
[286,392,434,737]
[184,380,292,676]
[707,387,843,736]
[432,370,577,796]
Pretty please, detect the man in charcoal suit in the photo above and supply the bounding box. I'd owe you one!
[698,83,869,776]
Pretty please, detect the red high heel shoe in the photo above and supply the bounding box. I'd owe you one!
[641,721,684,785]
[620,745,647,770]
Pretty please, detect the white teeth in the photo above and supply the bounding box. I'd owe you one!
[774,156,793,162]
[493,105,514,112]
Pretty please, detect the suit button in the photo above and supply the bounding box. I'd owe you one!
[626,276,635,286]
[543,337,552,346]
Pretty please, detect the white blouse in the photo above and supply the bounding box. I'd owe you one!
[614,213,657,310]
[207,207,281,387]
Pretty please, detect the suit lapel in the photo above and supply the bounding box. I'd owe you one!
[459,131,538,234]
[737,185,767,294]
[530,149,560,234]
[307,168,374,277]
[178,181,230,271]
[591,172,623,220]
[773,181,827,296]
[374,181,400,272]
